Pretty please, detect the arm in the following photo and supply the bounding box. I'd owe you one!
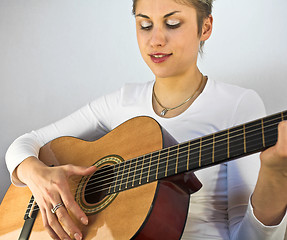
[252,121,287,225]
[5,94,117,240]
[16,156,96,240]
[228,90,287,239]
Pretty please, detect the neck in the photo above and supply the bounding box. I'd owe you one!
[154,67,202,95]
[152,67,205,118]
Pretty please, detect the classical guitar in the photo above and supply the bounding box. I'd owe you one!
[0,111,286,240]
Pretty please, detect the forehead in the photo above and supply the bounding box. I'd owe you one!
[135,0,195,15]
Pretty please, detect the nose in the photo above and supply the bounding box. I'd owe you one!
[149,27,167,48]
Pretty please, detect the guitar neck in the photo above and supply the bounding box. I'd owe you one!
[108,111,287,194]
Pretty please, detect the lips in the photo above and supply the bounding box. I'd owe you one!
[149,53,172,63]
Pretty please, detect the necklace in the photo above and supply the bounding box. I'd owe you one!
[153,75,204,117]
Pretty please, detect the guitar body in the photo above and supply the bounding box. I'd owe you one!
[0,117,202,240]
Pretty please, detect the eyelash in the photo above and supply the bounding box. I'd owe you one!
[140,22,181,31]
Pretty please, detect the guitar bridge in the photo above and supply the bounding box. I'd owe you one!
[19,195,39,240]
[24,195,39,220]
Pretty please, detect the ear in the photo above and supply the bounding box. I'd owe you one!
[200,14,213,41]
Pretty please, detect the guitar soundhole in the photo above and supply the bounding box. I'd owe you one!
[84,165,114,204]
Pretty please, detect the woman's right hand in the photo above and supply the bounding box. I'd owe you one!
[15,156,97,240]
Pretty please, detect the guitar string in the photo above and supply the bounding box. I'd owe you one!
[26,113,285,213]
[70,129,278,195]
[67,116,281,193]
[26,130,279,215]
[26,127,280,214]
[67,115,282,192]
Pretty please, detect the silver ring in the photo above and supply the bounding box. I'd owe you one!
[51,202,64,214]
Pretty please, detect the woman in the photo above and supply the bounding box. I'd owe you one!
[5,0,287,239]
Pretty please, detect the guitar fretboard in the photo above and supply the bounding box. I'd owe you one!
[98,111,286,194]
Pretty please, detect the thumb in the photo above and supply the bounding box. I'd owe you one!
[65,164,97,177]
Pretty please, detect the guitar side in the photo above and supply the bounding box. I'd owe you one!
[0,116,200,240]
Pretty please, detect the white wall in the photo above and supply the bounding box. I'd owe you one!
[0,0,286,203]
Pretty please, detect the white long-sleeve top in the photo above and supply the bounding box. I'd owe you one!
[6,78,287,239]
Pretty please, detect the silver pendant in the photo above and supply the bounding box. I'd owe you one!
[161,108,168,116]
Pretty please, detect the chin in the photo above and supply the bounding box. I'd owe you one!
[151,70,173,79]
[148,65,175,79]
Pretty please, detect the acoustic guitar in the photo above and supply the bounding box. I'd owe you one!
[0,112,286,240]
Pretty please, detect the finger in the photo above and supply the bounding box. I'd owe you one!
[52,203,83,240]
[39,205,60,240]
[47,209,71,240]
[59,180,89,226]
[277,121,287,150]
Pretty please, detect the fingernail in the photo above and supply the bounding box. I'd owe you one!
[74,233,82,240]
[81,217,88,225]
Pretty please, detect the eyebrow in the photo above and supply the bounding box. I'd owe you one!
[135,11,181,19]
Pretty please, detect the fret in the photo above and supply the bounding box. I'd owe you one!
[119,161,127,191]
[157,148,169,179]
[245,119,263,153]
[147,153,153,182]
[166,145,178,177]
[199,138,202,167]
[263,113,281,148]
[214,130,228,163]
[261,119,266,148]
[187,141,191,171]
[156,150,161,179]
[121,161,131,191]
[165,148,170,177]
[139,156,146,185]
[188,138,201,171]
[133,156,144,187]
[175,145,179,174]
[177,142,189,174]
[114,163,124,193]
[108,165,116,194]
[132,157,140,187]
[126,158,137,189]
[112,164,120,193]
[227,129,230,158]
[141,153,151,185]
[149,151,159,182]
[125,159,133,189]
[229,125,245,158]
[200,135,214,168]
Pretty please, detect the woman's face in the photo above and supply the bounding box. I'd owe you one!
[135,0,211,79]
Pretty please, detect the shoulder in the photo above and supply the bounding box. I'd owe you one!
[210,79,259,101]
[90,80,153,106]
[117,80,154,105]
[209,79,266,125]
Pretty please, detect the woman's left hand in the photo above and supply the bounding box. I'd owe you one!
[260,120,287,177]
[252,120,287,225]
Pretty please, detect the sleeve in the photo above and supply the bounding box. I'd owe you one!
[227,90,287,239]
[5,89,121,186]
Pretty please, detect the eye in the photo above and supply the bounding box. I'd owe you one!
[140,20,153,30]
[166,19,181,29]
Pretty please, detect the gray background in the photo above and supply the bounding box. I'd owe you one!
[1,0,286,203]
